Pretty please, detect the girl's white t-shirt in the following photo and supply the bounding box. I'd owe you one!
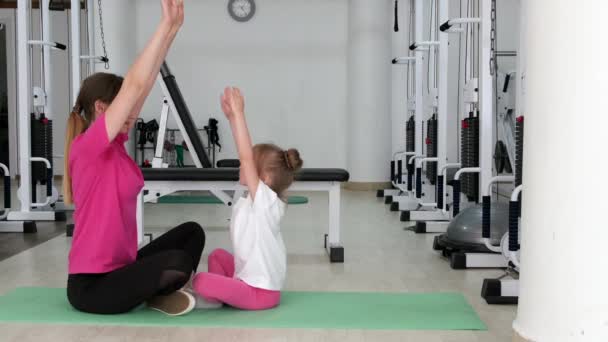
[230,181,286,291]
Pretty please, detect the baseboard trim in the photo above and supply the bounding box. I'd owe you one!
[344,182,391,191]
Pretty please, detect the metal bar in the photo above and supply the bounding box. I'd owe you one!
[70,0,81,104]
[328,183,341,246]
[87,0,95,74]
[479,0,494,205]
[16,0,32,214]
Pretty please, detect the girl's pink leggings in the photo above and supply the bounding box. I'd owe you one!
[192,248,280,310]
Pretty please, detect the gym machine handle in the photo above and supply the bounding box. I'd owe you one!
[452,180,461,216]
[391,58,398,64]
[394,0,399,32]
[415,167,422,198]
[482,196,491,239]
[409,43,417,51]
[391,160,396,182]
[3,176,10,210]
[54,42,67,51]
[440,21,452,32]
[0,164,10,212]
[437,175,444,210]
[407,170,414,191]
[100,56,109,63]
[46,168,53,197]
[397,160,403,184]
[509,200,520,252]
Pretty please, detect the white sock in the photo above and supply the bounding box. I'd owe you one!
[194,295,224,309]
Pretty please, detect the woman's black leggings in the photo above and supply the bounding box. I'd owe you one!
[67,222,205,314]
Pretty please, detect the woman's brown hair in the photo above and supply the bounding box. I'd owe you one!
[253,144,304,198]
[63,73,124,204]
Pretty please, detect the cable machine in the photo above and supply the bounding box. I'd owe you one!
[1,0,67,233]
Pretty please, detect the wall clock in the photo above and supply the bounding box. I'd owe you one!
[228,0,256,23]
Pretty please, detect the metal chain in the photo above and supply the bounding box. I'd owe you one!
[489,0,497,75]
[98,0,110,69]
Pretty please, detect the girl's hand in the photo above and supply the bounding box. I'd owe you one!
[161,0,184,29]
[221,87,245,121]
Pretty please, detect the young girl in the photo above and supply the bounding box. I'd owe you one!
[192,87,303,310]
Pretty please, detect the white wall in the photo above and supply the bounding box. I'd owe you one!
[134,0,348,169]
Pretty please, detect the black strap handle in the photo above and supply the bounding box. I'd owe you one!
[437,175,444,210]
[415,167,422,198]
[54,42,67,50]
[482,196,492,239]
[452,180,461,216]
[391,160,396,182]
[394,0,399,32]
[397,160,403,184]
[509,199,520,251]
[46,168,53,197]
[3,176,10,209]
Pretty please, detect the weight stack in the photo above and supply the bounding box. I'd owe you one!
[515,116,524,187]
[405,115,415,175]
[461,113,479,203]
[31,114,53,186]
[425,115,438,185]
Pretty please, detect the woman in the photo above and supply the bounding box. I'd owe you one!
[63,0,203,316]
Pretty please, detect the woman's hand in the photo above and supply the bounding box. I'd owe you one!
[221,87,245,122]
[161,0,184,30]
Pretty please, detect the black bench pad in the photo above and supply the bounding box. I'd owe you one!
[142,168,350,182]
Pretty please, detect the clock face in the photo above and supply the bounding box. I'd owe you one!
[228,0,256,22]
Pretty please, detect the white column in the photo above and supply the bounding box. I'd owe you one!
[512,1,608,341]
[347,0,392,182]
[41,0,54,120]
[436,0,448,171]
[70,0,81,105]
[391,0,409,155]
[413,0,423,159]
[16,0,32,212]
[87,0,96,75]
[478,0,494,197]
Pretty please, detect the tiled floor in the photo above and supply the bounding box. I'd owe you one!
[0,190,516,341]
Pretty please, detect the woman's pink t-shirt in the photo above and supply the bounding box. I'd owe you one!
[68,114,144,274]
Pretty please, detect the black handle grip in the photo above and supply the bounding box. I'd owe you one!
[391,160,396,182]
[46,168,53,197]
[503,74,511,93]
[100,56,109,63]
[392,58,398,64]
[54,42,67,50]
[407,172,413,191]
[397,160,403,184]
[394,0,399,32]
[437,175,444,210]
[3,176,10,209]
[509,200,520,251]
[439,21,452,32]
[409,43,417,51]
[415,167,422,198]
[482,196,491,239]
[452,180,461,216]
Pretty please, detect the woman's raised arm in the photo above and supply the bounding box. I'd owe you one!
[105,0,184,141]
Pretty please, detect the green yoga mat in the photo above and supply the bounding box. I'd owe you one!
[0,288,485,330]
[157,195,309,205]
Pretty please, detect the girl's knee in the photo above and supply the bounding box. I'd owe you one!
[209,248,230,259]
[192,272,214,297]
